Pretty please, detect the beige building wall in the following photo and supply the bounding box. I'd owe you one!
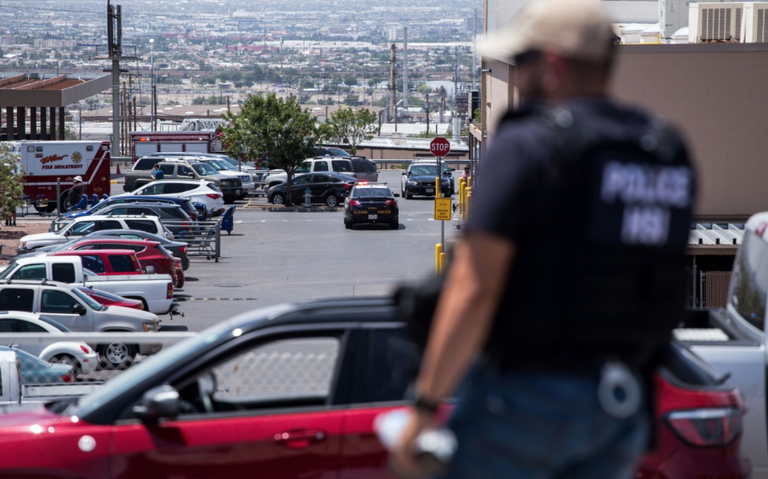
[479,44,768,219]
[613,44,768,219]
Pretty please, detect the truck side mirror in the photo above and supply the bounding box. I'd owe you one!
[144,266,155,275]
[188,173,196,178]
[402,172,407,176]
[133,385,180,422]
[73,304,87,315]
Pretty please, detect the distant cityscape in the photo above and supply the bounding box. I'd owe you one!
[0,0,484,130]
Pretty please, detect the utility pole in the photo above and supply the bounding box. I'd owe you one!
[425,93,430,137]
[97,1,136,158]
[473,8,478,90]
[389,43,397,122]
[402,27,408,112]
[149,38,155,130]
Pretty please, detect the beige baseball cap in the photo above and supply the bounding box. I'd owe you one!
[478,0,617,63]
[74,176,83,182]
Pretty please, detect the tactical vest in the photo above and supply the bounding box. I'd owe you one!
[485,104,695,371]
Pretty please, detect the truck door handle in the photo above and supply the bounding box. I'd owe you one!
[273,429,326,449]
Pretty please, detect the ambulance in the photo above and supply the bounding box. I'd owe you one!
[16,141,111,212]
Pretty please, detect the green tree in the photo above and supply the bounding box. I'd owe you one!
[222,93,318,206]
[0,144,26,222]
[343,75,358,87]
[319,107,378,155]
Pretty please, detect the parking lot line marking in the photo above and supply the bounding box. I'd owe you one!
[235,220,243,224]
[260,220,266,222]
[187,297,258,301]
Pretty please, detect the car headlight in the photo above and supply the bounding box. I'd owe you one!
[407,181,418,186]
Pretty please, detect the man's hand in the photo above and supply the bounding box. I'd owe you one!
[390,408,436,479]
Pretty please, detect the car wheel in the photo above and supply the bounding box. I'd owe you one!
[98,343,137,370]
[389,220,399,230]
[406,192,413,199]
[50,354,82,378]
[345,221,353,230]
[325,194,339,207]
[58,192,72,212]
[272,193,285,205]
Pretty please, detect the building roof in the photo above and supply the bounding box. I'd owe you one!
[0,72,112,108]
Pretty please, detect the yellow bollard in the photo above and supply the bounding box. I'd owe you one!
[466,188,472,221]
[435,177,441,198]
[436,243,443,274]
[439,252,446,273]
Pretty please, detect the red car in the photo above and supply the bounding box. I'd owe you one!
[0,299,748,478]
[50,238,180,287]
[76,287,144,310]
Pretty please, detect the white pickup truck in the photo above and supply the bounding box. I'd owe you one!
[676,211,768,479]
[0,255,179,316]
[0,349,102,406]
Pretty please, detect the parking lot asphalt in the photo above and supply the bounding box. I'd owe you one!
[135,170,464,331]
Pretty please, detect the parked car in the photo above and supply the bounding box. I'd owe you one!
[57,195,200,223]
[102,203,195,237]
[401,161,453,198]
[194,158,255,199]
[124,159,242,203]
[0,311,99,376]
[2,346,75,384]
[0,280,161,368]
[49,241,180,287]
[18,215,170,253]
[123,180,225,216]
[344,183,399,229]
[76,287,144,310]
[350,157,379,182]
[0,298,747,478]
[264,157,356,190]
[0,255,178,317]
[147,152,266,191]
[267,172,356,206]
[83,229,190,271]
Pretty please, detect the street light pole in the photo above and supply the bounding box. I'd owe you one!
[149,38,155,131]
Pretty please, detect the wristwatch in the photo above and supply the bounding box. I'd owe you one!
[414,396,440,415]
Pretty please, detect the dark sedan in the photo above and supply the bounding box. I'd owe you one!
[401,163,452,199]
[344,183,399,229]
[267,172,356,207]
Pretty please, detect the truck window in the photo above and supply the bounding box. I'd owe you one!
[108,207,129,216]
[135,158,157,170]
[314,161,329,172]
[0,289,34,312]
[11,264,46,281]
[178,165,193,177]
[159,165,175,175]
[41,290,80,314]
[70,221,96,236]
[108,255,138,273]
[730,230,768,331]
[80,255,106,274]
[366,328,420,403]
[295,162,311,174]
[51,263,76,283]
[332,160,353,173]
[95,220,123,231]
[125,220,158,233]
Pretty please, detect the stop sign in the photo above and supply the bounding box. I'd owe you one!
[430,137,451,157]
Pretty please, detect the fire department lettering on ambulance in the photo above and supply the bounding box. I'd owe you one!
[600,162,692,246]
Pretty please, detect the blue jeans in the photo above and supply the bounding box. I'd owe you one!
[439,364,649,479]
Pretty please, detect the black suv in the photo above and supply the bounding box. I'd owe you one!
[343,183,399,229]
[401,162,453,199]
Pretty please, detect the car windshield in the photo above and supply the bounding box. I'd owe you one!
[77,287,129,305]
[71,287,107,312]
[0,261,18,279]
[295,162,311,174]
[354,188,391,197]
[192,163,218,175]
[210,160,236,171]
[411,165,438,176]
